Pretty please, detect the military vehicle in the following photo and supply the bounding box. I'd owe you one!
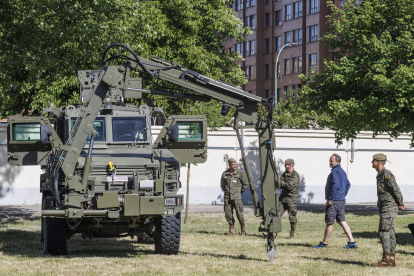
[7,43,282,260]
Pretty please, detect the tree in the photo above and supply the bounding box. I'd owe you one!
[0,0,249,127]
[299,0,414,145]
[258,90,331,129]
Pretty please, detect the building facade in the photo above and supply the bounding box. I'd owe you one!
[224,0,346,100]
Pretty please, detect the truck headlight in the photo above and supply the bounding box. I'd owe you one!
[165,198,176,206]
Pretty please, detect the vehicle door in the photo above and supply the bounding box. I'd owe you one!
[155,115,207,164]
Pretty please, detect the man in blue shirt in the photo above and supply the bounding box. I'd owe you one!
[313,154,357,249]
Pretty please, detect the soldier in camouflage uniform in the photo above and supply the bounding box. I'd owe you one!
[278,158,300,239]
[220,158,249,236]
[371,153,405,268]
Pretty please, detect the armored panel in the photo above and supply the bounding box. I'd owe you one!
[124,194,140,216]
[140,196,164,215]
[96,191,119,209]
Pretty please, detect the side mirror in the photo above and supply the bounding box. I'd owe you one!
[167,125,179,143]
[40,125,52,143]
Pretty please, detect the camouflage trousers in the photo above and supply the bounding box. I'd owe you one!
[224,199,245,227]
[279,202,297,231]
[378,208,398,253]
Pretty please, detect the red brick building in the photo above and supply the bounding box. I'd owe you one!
[224,0,347,100]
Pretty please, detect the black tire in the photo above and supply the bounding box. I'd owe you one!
[43,217,69,255]
[154,212,181,255]
[138,232,155,244]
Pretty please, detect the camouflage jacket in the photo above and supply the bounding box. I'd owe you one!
[279,170,300,204]
[377,167,404,211]
[220,169,249,200]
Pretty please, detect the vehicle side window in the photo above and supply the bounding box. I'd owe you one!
[176,121,203,140]
[71,117,106,142]
[12,123,41,141]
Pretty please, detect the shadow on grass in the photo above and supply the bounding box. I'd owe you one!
[193,230,262,238]
[0,216,40,227]
[302,256,368,266]
[352,231,414,246]
[397,250,414,256]
[278,242,313,247]
[180,250,266,262]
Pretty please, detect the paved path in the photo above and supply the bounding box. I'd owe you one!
[1,203,414,217]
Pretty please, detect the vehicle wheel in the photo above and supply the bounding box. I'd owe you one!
[138,231,155,244]
[154,212,181,255]
[43,217,69,255]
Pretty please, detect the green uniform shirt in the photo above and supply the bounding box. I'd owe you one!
[376,167,404,210]
[220,168,249,200]
[279,170,300,204]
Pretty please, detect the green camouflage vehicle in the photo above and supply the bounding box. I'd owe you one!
[7,44,282,260]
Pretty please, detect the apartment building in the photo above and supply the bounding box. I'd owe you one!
[224,0,345,100]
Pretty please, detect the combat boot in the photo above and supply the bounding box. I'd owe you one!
[241,226,246,236]
[390,253,396,267]
[226,226,235,236]
[371,252,392,267]
[289,231,295,239]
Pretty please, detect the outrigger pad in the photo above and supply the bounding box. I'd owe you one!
[267,248,276,262]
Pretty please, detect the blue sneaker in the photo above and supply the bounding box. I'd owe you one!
[344,242,358,249]
[313,242,328,248]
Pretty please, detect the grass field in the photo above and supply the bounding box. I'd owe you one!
[0,211,413,275]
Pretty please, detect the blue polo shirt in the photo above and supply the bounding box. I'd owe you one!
[325,164,351,201]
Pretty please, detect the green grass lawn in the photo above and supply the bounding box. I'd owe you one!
[0,211,413,275]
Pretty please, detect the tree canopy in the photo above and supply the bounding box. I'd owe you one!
[300,0,414,145]
[0,0,249,128]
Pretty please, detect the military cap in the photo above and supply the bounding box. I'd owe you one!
[373,153,387,161]
[285,158,295,165]
[228,158,237,164]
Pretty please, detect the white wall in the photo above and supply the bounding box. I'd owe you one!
[1,123,413,205]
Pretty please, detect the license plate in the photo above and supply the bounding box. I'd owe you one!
[107,176,128,182]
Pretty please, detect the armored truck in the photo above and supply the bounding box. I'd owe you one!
[7,43,283,260]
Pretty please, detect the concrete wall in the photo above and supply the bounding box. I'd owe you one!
[1,122,413,205]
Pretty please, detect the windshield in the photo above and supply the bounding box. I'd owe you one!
[112,117,147,142]
[71,117,106,142]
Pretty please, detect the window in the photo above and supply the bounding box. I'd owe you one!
[266,0,269,4]
[250,40,255,55]
[284,59,289,75]
[293,57,297,73]
[12,123,41,141]
[285,5,291,21]
[265,90,269,98]
[265,64,269,79]
[284,86,289,99]
[309,53,317,71]
[265,38,269,53]
[275,36,281,52]
[293,1,302,18]
[112,117,146,142]
[275,10,282,26]
[285,31,291,45]
[298,56,302,73]
[235,43,243,57]
[246,41,249,56]
[310,0,318,14]
[277,62,280,78]
[310,25,318,42]
[235,0,243,11]
[72,117,106,142]
[249,15,255,29]
[293,30,297,44]
[176,122,203,140]
[246,66,254,80]
[298,28,303,44]
[249,91,253,94]
[265,13,269,28]
[250,0,254,7]
[277,88,281,102]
